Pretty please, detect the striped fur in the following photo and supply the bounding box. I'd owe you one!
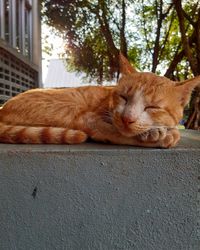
[0,54,199,148]
[0,123,87,144]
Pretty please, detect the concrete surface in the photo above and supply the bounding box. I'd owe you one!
[0,130,199,250]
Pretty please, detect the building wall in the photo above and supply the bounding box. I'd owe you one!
[44,59,88,88]
[0,0,41,104]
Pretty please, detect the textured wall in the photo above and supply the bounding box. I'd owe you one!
[0,130,199,250]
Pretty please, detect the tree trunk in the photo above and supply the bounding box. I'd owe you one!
[164,50,184,79]
[152,0,162,73]
[173,0,200,130]
[173,0,198,74]
[185,88,200,130]
[120,0,128,57]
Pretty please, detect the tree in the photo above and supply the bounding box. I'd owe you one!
[42,0,133,83]
[173,0,200,129]
[133,0,200,129]
[42,0,200,129]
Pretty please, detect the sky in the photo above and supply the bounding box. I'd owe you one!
[42,23,66,83]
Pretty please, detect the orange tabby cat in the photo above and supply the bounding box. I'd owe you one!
[0,54,199,148]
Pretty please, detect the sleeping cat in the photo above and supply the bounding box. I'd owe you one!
[0,54,199,148]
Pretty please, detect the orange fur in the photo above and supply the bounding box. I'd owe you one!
[0,54,199,148]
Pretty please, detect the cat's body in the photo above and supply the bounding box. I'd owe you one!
[0,86,113,144]
[0,55,199,148]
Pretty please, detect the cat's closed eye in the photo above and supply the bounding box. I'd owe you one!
[119,95,127,103]
[144,106,161,111]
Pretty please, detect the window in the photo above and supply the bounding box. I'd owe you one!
[0,47,38,103]
[0,0,40,104]
[0,0,33,60]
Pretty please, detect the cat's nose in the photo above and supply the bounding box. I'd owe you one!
[122,115,137,125]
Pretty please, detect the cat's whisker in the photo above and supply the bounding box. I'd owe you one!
[150,125,178,130]
[0,54,197,147]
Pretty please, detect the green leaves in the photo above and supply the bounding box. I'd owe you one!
[42,0,200,82]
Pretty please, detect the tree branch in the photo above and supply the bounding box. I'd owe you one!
[97,0,119,58]
[141,0,153,56]
[162,2,173,18]
[120,0,128,57]
[164,49,184,78]
[152,0,164,72]
[182,1,199,28]
[195,9,200,72]
[173,0,198,74]
[159,10,175,59]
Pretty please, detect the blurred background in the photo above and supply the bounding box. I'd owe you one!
[0,0,199,129]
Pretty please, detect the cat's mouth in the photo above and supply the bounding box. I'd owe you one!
[119,126,149,137]
[114,119,150,137]
[112,111,151,137]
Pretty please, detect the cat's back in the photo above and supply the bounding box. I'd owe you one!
[3,85,111,105]
[0,85,112,117]
[0,85,113,126]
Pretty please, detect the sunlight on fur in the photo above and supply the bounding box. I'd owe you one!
[0,53,199,148]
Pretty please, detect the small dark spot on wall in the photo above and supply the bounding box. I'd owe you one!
[198,176,200,180]
[32,187,37,199]
[100,162,105,167]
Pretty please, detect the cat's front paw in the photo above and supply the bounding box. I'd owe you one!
[137,127,180,148]
[159,128,180,148]
[138,127,167,142]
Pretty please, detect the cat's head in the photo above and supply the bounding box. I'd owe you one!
[111,53,200,137]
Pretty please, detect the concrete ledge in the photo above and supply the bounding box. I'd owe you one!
[0,130,199,250]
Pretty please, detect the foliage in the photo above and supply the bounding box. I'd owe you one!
[42,0,199,78]
[42,0,143,82]
[42,0,200,128]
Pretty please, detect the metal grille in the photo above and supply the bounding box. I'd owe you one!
[0,47,38,104]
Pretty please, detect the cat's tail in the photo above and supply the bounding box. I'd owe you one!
[0,123,88,144]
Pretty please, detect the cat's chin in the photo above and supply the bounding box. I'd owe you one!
[117,128,149,138]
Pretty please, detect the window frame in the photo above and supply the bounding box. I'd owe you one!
[0,0,33,60]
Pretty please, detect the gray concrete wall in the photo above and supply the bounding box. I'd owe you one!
[0,130,199,250]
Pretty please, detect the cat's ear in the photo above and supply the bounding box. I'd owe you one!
[119,52,137,75]
[175,76,200,106]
